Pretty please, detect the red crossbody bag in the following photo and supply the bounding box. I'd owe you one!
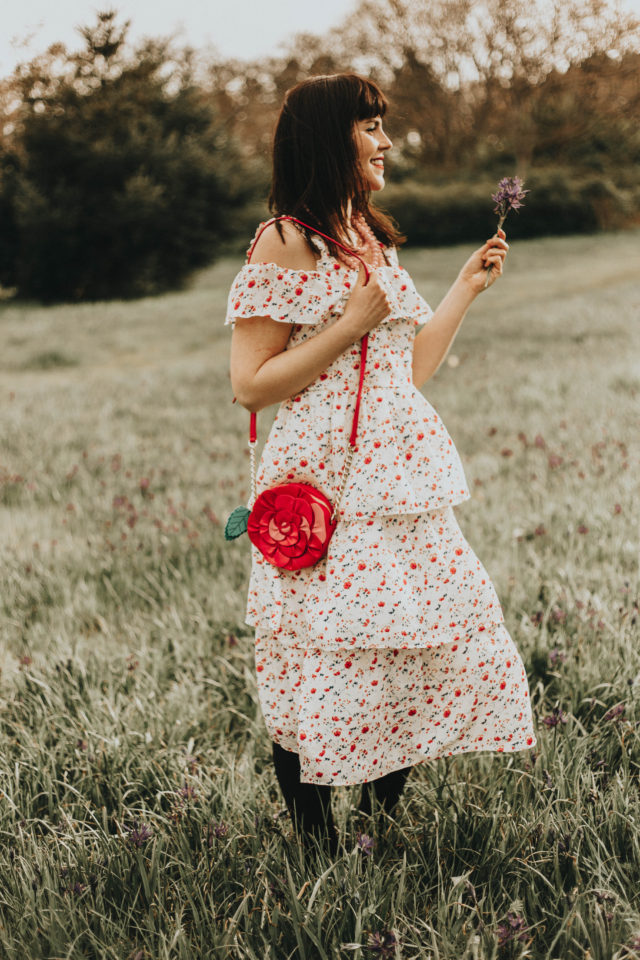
[224,215,373,571]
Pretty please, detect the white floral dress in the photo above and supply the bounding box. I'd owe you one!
[224,220,537,786]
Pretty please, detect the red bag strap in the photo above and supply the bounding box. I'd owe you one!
[243,215,373,453]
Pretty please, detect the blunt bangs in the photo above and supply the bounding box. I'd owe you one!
[354,77,388,121]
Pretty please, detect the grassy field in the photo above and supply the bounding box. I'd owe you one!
[0,228,639,959]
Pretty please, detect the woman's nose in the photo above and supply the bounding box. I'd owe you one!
[380,132,393,150]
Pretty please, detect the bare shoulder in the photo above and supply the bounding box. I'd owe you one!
[248,220,319,271]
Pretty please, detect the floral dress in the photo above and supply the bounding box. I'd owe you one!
[224,220,537,786]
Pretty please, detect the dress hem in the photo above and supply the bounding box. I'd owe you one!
[269,732,538,787]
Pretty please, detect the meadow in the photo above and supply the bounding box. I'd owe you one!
[0,228,639,959]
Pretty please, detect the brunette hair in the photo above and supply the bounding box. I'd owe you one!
[267,73,406,264]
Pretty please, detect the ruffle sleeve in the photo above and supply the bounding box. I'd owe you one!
[224,257,434,330]
[224,262,342,328]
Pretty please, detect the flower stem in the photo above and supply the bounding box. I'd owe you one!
[483,214,506,290]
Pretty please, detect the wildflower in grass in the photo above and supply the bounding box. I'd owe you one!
[542,769,554,789]
[356,831,375,856]
[530,611,543,627]
[179,782,198,802]
[185,754,199,773]
[604,703,626,721]
[496,911,530,947]
[548,454,564,468]
[18,654,32,669]
[365,930,398,957]
[227,633,238,647]
[534,524,547,536]
[548,648,567,666]
[593,889,616,905]
[127,821,153,848]
[577,524,589,534]
[624,933,640,957]
[551,607,566,624]
[501,448,513,457]
[614,503,622,514]
[534,434,546,448]
[542,705,568,728]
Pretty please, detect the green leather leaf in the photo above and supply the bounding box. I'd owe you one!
[225,506,250,540]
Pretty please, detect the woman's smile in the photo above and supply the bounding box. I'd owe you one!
[355,116,392,191]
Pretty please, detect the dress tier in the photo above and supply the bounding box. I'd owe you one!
[224,221,537,785]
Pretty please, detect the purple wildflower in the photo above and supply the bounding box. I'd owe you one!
[548,647,567,666]
[624,933,640,956]
[604,703,625,721]
[492,177,529,219]
[127,821,153,848]
[178,782,198,802]
[484,176,529,288]
[356,831,375,856]
[214,821,228,838]
[542,705,568,728]
[593,889,615,905]
[496,911,530,948]
[366,930,398,957]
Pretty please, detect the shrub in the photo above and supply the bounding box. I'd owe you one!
[0,13,252,302]
[375,168,639,247]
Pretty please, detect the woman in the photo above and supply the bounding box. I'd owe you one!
[224,73,536,859]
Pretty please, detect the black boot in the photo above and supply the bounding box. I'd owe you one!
[357,765,411,822]
[272,741,338,859]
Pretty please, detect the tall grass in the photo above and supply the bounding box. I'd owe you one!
[0,229,639,958]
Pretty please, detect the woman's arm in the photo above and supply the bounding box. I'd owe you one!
[412,230,508,390]
[230,224,392,412]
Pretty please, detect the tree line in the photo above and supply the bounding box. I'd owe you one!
[0,1,638,302]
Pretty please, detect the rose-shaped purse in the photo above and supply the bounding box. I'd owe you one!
[224,215,372,572]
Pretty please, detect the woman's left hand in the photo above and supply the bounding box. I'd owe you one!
[457,228,509,295]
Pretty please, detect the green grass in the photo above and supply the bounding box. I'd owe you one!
[0,228,639,958]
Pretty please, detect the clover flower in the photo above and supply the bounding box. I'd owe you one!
[542,705,568,728]
[356,831,375,856]
[548,647,568,666]
[604,703,626,721]
[366,930,398,957]
[496,911,530,947]
[126,821,153,848]
[484,176,529,289]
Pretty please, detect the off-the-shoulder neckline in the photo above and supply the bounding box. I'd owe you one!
[245,220,397,273]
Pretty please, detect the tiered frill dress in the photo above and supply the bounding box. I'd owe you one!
[224,222,537,786]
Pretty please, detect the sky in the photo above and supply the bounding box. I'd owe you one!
[0,0,359,76]
[1,0,639,77]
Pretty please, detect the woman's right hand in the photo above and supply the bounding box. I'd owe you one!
[341,262,392,336]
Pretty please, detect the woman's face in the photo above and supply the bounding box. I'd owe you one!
[353,116,393,191]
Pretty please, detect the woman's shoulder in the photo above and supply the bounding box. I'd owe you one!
[247,219,320,271]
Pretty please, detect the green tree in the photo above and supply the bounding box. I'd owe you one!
[0,11,250,302]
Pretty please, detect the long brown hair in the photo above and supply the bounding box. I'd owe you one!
[267,73,406,264]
